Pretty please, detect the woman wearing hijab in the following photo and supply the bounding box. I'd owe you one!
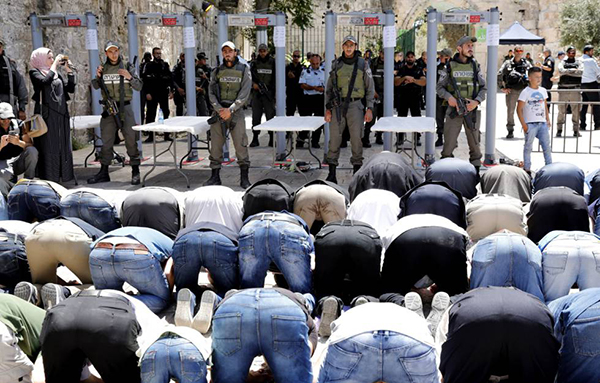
[29,48,75,183]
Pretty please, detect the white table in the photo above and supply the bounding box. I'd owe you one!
[70,115,110,167]
[133,116,211,188]
[255,116,324,175]
[372,117,436,167]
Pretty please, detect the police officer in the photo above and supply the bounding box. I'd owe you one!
[143,47,174,142]
[436,36,487,173]
[204,41,252,189]
[88,41,143,185]
[435,48,453,147]
[364,49,385,147]
[498,46,532,138]
[286,49,304,118]
[325,35,375,184]
[249,43,276,147]
[557,46,583,137]
[196,52,211,116]
[298,53,325,148]
[541,48,555,102]
[172,53,186,116]
[0,39,28,120]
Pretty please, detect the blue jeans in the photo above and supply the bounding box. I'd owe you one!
[541,232,600,302]
[212,288,312,383]
[0,232,30,290]
[0,195,7,220]
[172,230,239,297]
[60,191,121,233]
[89,247,170,313]
[239,220,312,293]
[318,331,439,383]
[470,232,545,301]
[7,181,61,222]
[141,334,207,383]
[523,122,552,171]
[593,201,600,236]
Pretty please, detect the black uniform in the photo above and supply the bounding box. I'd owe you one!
[172,61,186,116]
[435,61,448,138]
[286,62,304,116]
[250,55,276,145]
[142,58,173,124]
[196,63,211,116]
[395,64,424,117]
[0,52,28,115]
[364,57,385,145]
[542,55,555,102]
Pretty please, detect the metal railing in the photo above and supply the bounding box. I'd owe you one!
[533,88,600,155]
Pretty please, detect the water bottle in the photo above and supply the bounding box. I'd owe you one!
[158,108,164,124]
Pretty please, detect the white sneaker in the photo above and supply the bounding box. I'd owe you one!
[175,288,196,328]
[353,296,369,307]
[404,292,425,318]
[41,283,69,310]
[427,292,451,335]
[14,282,39,306]
[192,290,218,334]
[318,297,339,338]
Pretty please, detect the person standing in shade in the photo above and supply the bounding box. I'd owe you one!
[196,52,211,116]
[325,35,374,184]
[88,41,142,185]
[172,53,186,117]
[498,46,532,139]
[249,43,276,148]
[204,41,252,189]
[0,39,28,120]
[143,47,174,142]
[395,51,426,146]
[297,53,325,149]
[580,44,600,131]
[541,48,555,102]
[286,50,303,118]
[556,46,583,137]
[139,52,152,123]
[363,49,385,148]
[435,48,453,147]
[436,36,486,173]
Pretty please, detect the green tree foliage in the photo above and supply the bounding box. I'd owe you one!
[253,0,315,30]
[560,0,600,49]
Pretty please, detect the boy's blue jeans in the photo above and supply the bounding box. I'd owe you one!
[524,122,552,171]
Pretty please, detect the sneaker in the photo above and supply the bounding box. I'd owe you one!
[192,290,218,334]
[175,288,196,328]
[41,283,70,310]
[353,296,369,307]
[404,292,424,318]
[14,282,39,305]
[318,297,339,338]
[427,292,450,335]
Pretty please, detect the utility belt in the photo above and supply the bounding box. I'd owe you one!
[342,97,362,103]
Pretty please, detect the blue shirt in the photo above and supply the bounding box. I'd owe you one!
[299,65,325,95]
[92,227,173,262]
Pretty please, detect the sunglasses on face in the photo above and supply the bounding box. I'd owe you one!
[293,55,300,58]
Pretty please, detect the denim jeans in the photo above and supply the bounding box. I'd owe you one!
[141,335,207,383]
[7,181,61,222]
[0,194,7,220]
[0,232,30,290]
[89,247,170,313]
[212,289,312,383]
[239,219,312,293]
[172,230,239,297]
[593,201,600,236]
[523,122,552,171]
[318,331,439,383]
[470,232,544,301]
[60,191,121,233]
[541,232,600,302]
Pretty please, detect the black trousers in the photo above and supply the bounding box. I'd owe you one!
[435,97,448,135]
[314,221,382,304]
[145,92,171,124]
[41,294,142,383]
[396,93,422,117]
[382,226,468,296]
[286,92,302,116]
[363,101,384,142]
[252,92,276,133]
[298,94,324,144]
[580,82,600,129]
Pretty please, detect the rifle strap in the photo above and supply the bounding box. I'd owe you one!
[118,58,125,126]
[341,58,360,116]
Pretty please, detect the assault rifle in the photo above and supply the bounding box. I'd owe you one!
[447,72,476,130]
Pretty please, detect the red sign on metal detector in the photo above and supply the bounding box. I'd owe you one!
[364,17,379,25]
[67,18,82,27]
[255,17,269,26]
[162,17,178,26]
[470,15,481,23]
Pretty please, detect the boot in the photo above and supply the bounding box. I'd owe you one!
[353,164,361,174]
[131,165,141,185]
[87,165,110,184]
[435,133,444,147]
[325,164,337,184]
[375,132,383,145]
[268,132,274,147]
[203,168,221,186]
[164,133,173,142]
[240,167,251,189]
[144,132,154,143]
[250,132,260,147]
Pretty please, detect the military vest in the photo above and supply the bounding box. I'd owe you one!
[445,59,478,100]
[371,59,384,93]
[336,57,366,99]
[253,57,274,87]
[217,62,246,103]
[101,60,133,101]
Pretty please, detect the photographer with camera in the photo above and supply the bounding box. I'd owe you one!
[498,46,532,139]
[557,46,583,137]
[88,41,143,185]
[0,103,37,183]
[437,36,486,173]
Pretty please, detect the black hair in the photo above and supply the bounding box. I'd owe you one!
[406,51,415,57]
[152,47,161,54]
[528,66,542,76]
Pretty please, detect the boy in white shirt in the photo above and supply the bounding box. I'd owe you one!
[517,66,552,173]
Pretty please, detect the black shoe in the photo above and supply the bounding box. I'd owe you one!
[249,132,260,147]
[144,133,154,143]
[131,165,140,185]
[240,167,251,189]
[203,168,222,186]
[296,140,305,149]
[362,140,372,148]
[416,139,422,147]
[574,132,582,137]
[164,133,173,142]
[268,138,274,147]
[340,141,348,148]
[325,165,337,184]
[87,165,110,184]
[375,135,383,145]
[311,142,321,149]
[353,165,361,174]
[581,126,587,131]
[435,134,444,147]
[506,132,514,139]
[556,131,562,138]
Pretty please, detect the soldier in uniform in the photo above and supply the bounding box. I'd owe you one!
[196,52,211,116]
[249,43,276,147]
[204,41,252,189]
[0,39,28,120]
[143,47,174,142]
[363,49,385,147]
[498,46,532,138]
[88,41,143,185]
[436,36,487,173]
[435,48,453,147]
[556,46,584,137]
[172,53,186,116]
[324,35,375,184]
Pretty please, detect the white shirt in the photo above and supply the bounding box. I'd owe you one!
[184,186,244,232]
[382,214,469,251]
[581,54,600,84]
[518,86,548,124]
[0,321,34,383]
[347,189,400,236]
[137,325,212,362]
[299,65,325,95]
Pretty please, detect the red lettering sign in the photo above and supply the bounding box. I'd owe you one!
[255,17,269,26]
[364,17,379,25]
[162,17,177,26]
[470,15,481,23]
[67,19,82,27]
